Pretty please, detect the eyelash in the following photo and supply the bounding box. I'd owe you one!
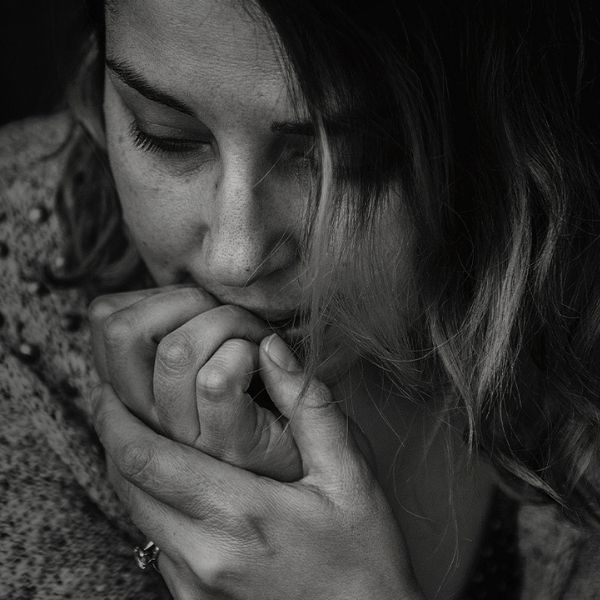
[128,120,317,174]
[128,121,206,156]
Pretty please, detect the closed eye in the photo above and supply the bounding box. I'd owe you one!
[129,121,211,157]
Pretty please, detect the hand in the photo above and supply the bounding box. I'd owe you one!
[92,334,424,600]
[89,286,302,480]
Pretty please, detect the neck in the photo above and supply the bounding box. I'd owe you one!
[332,360,497,600]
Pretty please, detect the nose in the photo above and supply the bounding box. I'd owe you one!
[200,153,294,288]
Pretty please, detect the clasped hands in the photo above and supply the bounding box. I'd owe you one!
[89,286,423,600]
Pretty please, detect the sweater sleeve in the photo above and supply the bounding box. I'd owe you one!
[0,114,170,599]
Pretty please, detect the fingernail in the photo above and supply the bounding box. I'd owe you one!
[263,334,302,372]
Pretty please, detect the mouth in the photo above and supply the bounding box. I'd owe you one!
[174,274,308,342]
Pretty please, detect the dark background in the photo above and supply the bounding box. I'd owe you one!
[1,1,90,126]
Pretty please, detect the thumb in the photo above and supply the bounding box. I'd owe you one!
[259,334,359,476]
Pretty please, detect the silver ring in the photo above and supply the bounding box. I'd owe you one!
[133,540,160,572]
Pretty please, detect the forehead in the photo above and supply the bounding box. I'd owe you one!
[105,0,297,124]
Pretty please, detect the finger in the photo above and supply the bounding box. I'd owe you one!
[195,338,256,452]
[155,553,202,600]
[153,305,271,444]
[158,553,240,600]
[259,334,362,478]
[89,288,162,380]
[88,284,203,381]
[92,383,257,517]
[108,457,230,599]
[107,456,190,559]
[195,339,302,480]
[94,287,219,427]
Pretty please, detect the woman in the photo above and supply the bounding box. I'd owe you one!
[2,0,600,598]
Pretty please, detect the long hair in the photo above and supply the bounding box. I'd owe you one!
[59,0,600,525]
[50,12,150,297]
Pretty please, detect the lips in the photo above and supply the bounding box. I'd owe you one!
[209,296,307,330]
[175,275,306,331]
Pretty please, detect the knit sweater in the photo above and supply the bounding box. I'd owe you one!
[0,112,598,599]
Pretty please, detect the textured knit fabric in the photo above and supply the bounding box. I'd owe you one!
[0,114,168,600]
[0,113,599,599]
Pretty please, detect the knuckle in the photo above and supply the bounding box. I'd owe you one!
[197,554,241,593]
[192,512,269,589]
[88,295,117,326]
[196,363,236,398]
[118,440,158,484]
[156,332,196,373]
[305,379,333,409]
[102,311,137,348]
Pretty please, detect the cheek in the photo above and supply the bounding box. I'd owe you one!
[104,98,211,278]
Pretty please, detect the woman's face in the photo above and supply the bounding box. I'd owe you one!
[104,0,312,332]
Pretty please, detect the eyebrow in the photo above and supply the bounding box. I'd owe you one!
[106,57,196,116]
[106,57,315,136]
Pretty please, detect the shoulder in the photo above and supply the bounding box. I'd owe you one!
[0,112,98,451]
[0,111,98,427]
[0,112,101,495]
[0,112,75,274]
[0,114,151,585]
[0,112,86,356]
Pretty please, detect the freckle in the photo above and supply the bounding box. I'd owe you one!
[118,135,124,144]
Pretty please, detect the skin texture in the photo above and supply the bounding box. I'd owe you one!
[91,344,423,599]
[95,1,493,598]
[104,0,307,319]
[103,0,360,383]
[89,286,304,478]
[98,1,422,597]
